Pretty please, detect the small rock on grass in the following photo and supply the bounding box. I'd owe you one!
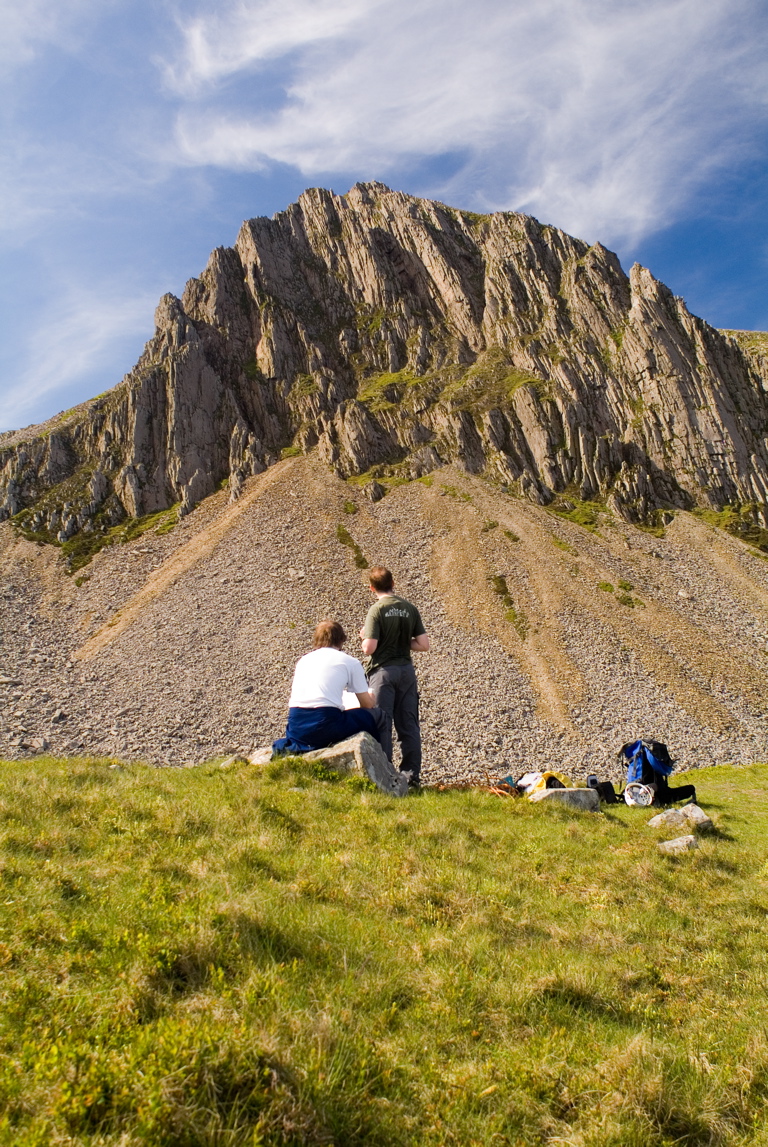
[219,755,248,769]
[680,802,713,829]
[648,804,712,831]
[248,746,274,765]
[658,835,698,855]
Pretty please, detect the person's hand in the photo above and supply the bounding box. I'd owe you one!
[359,627,366,640]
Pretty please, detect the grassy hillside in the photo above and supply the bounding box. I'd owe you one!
[0,756,767,1145]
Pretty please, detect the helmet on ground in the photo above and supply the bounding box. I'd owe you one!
[624,782,654,807]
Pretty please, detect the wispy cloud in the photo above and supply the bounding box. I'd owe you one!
[165,0,768,244]
[0,286,155,433]
[0,0,99,73]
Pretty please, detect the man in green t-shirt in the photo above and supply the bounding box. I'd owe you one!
[360,566,430,788]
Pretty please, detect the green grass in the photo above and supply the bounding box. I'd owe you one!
[356,369,419,411]
[440,484,472,502]
[13,501,181,575]
[721,329,768,357]
[336,523,368,569]
[692,505,768,554]
[440,347,549,411]
[488,574,528,638]
[1,757,768,1144]
[551,497,606,532]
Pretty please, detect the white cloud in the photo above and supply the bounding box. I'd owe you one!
[0,0,99,73]
[0,286,156,433]
[165,0,768,244]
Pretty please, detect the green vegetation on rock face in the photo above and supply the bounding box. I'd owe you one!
[0,757,767,1144]
[354,347,550,419]
[13,502,179,575]
[550,496,606,532]
[289,373,318,398]
[440,347,549,412]
[356,369,419,411]
[693,504,768,553]
[721,329,768,356]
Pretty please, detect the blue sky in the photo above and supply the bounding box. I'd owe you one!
[1,0,767,433]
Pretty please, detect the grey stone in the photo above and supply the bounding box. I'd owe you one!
[648,807,690,830]
[52,709,66,723]
[305,732,409,796]
[528,787,600,811]
[679,803,713,829]
[649,804,713,832]
[30,736,49,752]
[364,481,386,503]
[657,834,698,855]
[248,746,274,765]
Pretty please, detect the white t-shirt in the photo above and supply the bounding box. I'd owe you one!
[288,647,369,710]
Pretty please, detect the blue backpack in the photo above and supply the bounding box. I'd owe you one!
[620,739,675,786]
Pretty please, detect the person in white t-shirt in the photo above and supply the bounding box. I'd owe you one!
[272,619,388,755]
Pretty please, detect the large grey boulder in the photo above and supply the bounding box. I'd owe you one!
[658,834,698,855]
[529,787,600,812]
[305,732,409,796]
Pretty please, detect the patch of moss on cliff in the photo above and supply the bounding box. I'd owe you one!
[289,373,319,398]
[721,330,768,356]
[356,369,420,411]
[693,504,768,553]
[355,306,387,337]
[550,496,608,533]
[440,347,549,412]
[244,357,265,382]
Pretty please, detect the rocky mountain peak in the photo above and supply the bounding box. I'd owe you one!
[2,184,768,571]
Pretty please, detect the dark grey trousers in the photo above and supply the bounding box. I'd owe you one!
[368,662,421,779]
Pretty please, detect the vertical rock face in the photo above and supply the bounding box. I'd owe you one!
[2,182,768,559]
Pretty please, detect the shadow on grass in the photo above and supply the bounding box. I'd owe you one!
[230,913,309,965]
[256,802,304,838]
[528,978,634,1026]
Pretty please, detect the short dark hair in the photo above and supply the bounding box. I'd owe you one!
[369,566,394,592]
[313,619,346,648]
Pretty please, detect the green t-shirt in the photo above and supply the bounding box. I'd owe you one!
[363,594,426,671]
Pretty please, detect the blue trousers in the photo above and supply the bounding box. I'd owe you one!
[273,706,385,756]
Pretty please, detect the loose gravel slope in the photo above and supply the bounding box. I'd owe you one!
[2,454,767,784]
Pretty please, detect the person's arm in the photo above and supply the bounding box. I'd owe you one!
[410,633,430,652]
[360,606,380,657]
[355,690,377,708]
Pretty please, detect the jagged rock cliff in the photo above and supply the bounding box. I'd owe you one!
[3,182,768,563]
